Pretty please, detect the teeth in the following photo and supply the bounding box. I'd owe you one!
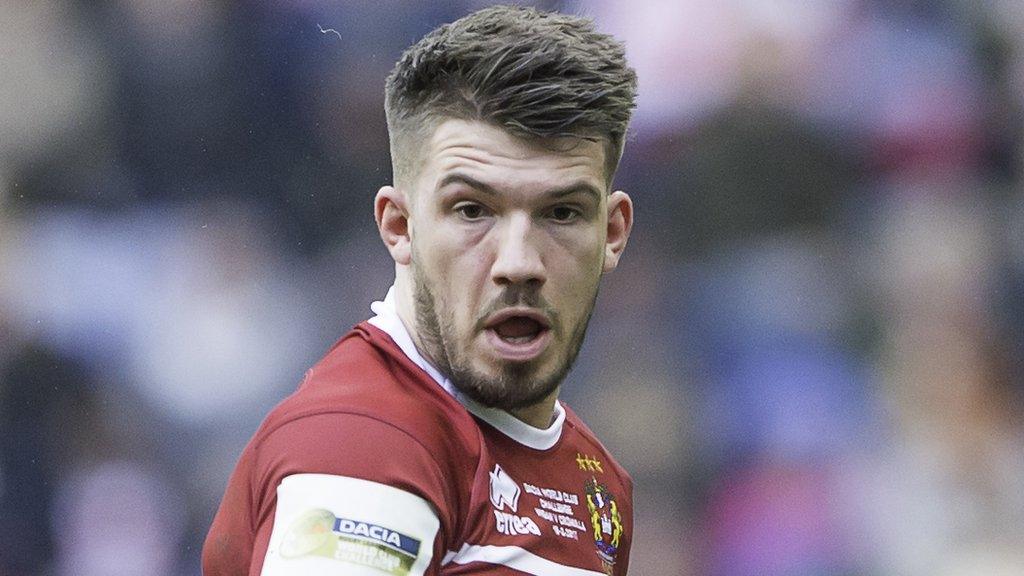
[500,335,534,344]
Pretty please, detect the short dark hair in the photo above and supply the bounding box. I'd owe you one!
[385,5,637,186]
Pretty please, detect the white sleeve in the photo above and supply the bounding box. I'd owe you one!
[260,473,441,576]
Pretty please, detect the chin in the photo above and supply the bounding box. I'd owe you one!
[450,359,563,411]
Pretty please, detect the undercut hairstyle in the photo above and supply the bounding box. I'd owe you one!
[384,5,638,188]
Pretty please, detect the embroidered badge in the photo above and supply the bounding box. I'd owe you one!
[584,477,623,574]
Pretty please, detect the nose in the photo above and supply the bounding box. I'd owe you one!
[490,212,546,288]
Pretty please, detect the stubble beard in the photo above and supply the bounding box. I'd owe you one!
[412,264,597,412]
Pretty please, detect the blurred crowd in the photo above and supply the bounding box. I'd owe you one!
[2,1,1023,575]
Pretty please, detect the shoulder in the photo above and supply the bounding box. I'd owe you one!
[260,323,482,464]
[247,413,451,576]
[246,323,483,518]
[207,324,486,576]
[561,402,633,493]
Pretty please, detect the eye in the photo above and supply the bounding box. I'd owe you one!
[549,205,581,223]
[454,202,489,221]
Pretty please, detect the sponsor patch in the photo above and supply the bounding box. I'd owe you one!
[333,516,421,557]
[280,509,420,576]
[263,474,439,576]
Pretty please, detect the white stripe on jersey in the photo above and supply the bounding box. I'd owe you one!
[442,543,606,576]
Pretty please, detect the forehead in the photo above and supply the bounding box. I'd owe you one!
[415,119,607,195]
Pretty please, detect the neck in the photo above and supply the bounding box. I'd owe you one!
[508,388,560,429]
[393,272,426,358]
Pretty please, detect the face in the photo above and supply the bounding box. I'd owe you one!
[381,119,632,411]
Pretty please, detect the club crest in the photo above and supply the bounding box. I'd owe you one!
[584,477,623,573]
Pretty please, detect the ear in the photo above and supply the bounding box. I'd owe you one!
[603,190,633,272]
[375,185,412,266]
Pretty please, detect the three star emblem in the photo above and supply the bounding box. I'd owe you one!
[575,453,603,473]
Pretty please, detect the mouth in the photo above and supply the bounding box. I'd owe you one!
[482,309,553,361]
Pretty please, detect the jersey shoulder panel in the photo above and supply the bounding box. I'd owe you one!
[206,324,490,576]
[250,324,485,549]
[205,411,457,576]
[259,323,482,461]
[251,414,451,576]
[560,403,633,491]
[252,412,452,520]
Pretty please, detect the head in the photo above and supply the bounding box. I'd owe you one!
[375,5,637,416]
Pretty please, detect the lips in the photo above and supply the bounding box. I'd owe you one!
[482,308,553,361]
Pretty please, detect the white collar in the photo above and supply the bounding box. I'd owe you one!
[368,285,565,451]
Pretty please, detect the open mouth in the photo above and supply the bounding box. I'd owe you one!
[493,316,546,344]
[483,310,553,361]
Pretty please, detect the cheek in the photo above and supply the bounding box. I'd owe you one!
[550,241,605,314]
[413,224,459,274]
[421,247,488,323]
[549,231,605,282]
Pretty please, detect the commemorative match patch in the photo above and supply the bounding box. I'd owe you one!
[280,509,421,575]
[262,473,439,576]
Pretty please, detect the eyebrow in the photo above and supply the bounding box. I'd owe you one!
[436,173,603,203]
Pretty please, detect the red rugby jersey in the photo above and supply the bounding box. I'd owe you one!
[203,319,633,576]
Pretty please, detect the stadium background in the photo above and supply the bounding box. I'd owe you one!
[2,1,1023,574]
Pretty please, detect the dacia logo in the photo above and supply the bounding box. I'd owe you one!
[488,464,521,512]
[333,517,421,557]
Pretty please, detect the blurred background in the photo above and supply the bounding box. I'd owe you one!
[2,0,1023,574]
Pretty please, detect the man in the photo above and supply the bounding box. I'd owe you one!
[203,5,637,575]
